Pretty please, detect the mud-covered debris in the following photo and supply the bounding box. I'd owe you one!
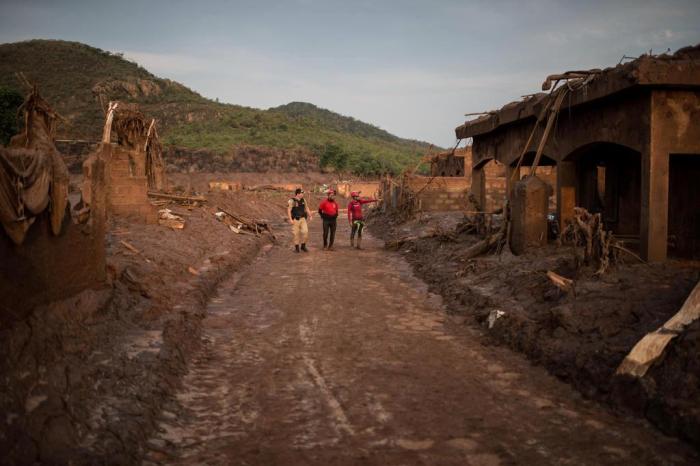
[158,209,185,230]
[208,180,242,191]
[488,309,505,329]
[546,270,575,295]
[120,239,151,263]
[561,207,620,275]
[215,207,275,239]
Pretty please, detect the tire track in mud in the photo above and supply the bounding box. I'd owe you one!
[143,222,697,465]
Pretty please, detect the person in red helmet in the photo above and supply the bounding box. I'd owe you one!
[318,188,339,250]
[347,191,377,249]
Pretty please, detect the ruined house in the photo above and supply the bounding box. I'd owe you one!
[83,102,165,224]
[381,145,507,214]
[0,87,107,317]
[430,147,470,177]
[456,45,700,261]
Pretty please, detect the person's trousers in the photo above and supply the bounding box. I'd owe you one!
[350,220,365,239]
[322,219,337,247]
[292,218,308,245]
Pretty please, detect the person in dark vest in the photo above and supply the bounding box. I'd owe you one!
[318,188,339,251]
[347,191,377,249]
[287,188,312,253]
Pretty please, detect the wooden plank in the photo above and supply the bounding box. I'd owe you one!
[147,191,207,202]
[616,280,700,378]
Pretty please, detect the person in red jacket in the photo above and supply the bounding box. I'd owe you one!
[318,188,339,250]
[347,191,377,249]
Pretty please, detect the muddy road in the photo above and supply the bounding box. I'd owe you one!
[144,219,697,465]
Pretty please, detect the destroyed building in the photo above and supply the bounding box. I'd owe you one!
[381,146,506,214]
[83,102,165,224]
[0,87,107,317]
[456,45,700,261]
[430,147,470,177]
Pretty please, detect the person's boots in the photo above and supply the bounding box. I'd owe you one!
[301,243,308,252]
[356,237,362,249]
[350,237,355,248]
[294,245,300,253]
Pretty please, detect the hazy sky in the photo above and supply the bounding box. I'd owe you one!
[1,0,699,146]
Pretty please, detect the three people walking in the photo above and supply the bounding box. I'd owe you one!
[289,187,377,252]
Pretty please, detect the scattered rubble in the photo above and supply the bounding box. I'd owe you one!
[158,208,185,230]
[369,205,700,447]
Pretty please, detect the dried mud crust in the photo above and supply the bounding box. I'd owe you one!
[0,189,288,465]
[142,220,696,465]
[368,211,700,449]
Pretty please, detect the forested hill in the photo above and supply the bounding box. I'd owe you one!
[0,40,438,174]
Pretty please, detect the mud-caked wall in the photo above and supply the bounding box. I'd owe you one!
[0,157,107,321]
[484,159,507,212]
[106,144,156,223]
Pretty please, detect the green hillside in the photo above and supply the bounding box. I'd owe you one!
[0,39,437,175]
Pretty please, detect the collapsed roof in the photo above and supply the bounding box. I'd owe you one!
[455,44,700,140]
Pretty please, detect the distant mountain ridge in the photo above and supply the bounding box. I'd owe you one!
[0,39,438,174]
[271,101,414,144]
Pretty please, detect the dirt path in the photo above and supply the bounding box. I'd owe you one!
[144,220,697,465]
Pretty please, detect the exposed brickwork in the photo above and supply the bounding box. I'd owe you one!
[107,145,156,224]
[406,176,470,211]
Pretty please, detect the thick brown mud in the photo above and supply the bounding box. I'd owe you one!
[143,221,697,465]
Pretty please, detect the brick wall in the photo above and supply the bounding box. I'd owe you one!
[406,176,470,211]
[107,145,156,223]
[517,166,557,210]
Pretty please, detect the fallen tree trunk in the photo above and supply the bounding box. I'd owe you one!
[616,279,700,378]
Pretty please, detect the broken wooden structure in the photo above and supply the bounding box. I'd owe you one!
[0,86,107,318]
[215,206,275,239]
[456,45,700,261]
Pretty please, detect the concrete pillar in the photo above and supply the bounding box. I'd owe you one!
[510,175,549,255]
[640,92,671,262]
[471,165,486,211]
[640,143,669,263]
[557,160,576,231]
